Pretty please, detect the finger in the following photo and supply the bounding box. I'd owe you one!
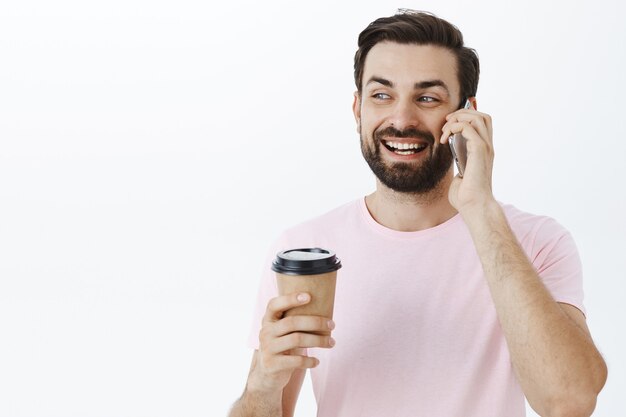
[272,315,335,338]
[262,292,310,324]
[442,122,485,147]
[446,108,487,121]
[446,110,493,142]
[446,123,494,176]
[284,353,320,370]
[268,332,335,355]
[445,113,488,142]
[267,353,320,371]
[440,121,482,147]
[442,116,488,147]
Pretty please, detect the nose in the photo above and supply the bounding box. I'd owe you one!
[387,98,422,131]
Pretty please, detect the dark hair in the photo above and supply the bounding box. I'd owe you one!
[354,9,479,106]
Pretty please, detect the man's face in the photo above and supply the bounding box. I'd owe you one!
[353,42,463,193]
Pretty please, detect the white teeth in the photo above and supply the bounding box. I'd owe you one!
[385,141,426,150]
[396,150,415,155]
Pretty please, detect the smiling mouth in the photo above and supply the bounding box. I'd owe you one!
[382,140,428,155]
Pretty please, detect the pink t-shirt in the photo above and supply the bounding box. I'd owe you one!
[248,198,585,417]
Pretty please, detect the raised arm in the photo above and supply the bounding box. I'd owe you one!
[442,106,607,417]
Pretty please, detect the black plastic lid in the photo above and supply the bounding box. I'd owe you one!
[271,248,342,275]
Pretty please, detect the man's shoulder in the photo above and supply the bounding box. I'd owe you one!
[499,202,573,247]
[501,202,560,227]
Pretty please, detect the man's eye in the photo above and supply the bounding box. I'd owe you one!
[418,96,438,103]
[372,93,391,100]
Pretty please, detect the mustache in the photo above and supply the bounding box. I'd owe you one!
[374,126,435,146]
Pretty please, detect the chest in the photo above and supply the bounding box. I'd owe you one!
[313,237,502,367]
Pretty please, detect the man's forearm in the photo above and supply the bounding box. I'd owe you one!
[461,200,607,417]
[229,386,282,417]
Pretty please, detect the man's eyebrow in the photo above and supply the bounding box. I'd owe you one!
[415,80,450,95]
[365,77,450,96]
[365,76,393,88]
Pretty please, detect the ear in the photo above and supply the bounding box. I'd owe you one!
[469,96,478,111]
[352,91,361,134]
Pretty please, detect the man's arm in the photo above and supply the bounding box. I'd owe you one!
[229,350,306,417]
[442,107,607,417]
[463,201,607,417]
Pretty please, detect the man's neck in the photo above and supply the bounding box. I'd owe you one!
[365,176,458,232]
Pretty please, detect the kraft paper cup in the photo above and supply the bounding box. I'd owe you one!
[272,248,341,336]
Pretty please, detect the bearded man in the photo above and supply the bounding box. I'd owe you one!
[229,10,606,417]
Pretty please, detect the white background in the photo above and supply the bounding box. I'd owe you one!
[0,0,624,416]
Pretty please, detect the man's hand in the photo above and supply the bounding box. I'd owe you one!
[247,292,336,394]
[440,104,495,214]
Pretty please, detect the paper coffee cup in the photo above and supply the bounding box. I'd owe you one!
[272,248,341,335]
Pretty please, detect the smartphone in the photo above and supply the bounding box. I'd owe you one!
[449,100,472,177]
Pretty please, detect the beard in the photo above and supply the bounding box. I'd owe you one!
[360,125,453,194]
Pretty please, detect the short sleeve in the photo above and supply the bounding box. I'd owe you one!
[527,218,586,315]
